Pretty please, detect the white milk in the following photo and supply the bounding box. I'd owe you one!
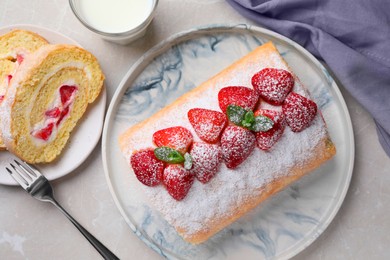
[78,0,154,33]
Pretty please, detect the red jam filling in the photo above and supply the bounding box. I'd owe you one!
[56,106,70,127]
[60,85,77,105]
[0,75,12,104]
[16,54,24,64]
[32,123,55,141]
[31,85,78,141]
[45,107,61,118]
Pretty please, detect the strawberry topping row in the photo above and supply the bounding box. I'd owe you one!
[129,68,318,201]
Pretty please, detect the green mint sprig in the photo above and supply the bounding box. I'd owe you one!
[154,147,184,163]
[227,105,274,132]
[154,147,193,169]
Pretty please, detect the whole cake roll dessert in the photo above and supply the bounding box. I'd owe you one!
[0,43,104,163]
[0,29,49,149]
[119,42,336,244]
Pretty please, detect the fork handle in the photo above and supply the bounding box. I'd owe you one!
[49,198,119,260]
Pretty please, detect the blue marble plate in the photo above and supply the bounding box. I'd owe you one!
[102,24,354,259]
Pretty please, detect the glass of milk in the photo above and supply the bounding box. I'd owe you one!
[69,0,158,45]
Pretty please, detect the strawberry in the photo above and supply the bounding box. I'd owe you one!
[254,109,286,150]
[220,125,256,169]
[16,54,24,64]
[60,85,78,105]
[252,68,294,105]
[45,107,61,118]
[31,123,55,141]
[218,86,259,114]
[56,106,70,126]
[130,149,164,187]
[7,74,12,84]
[190,142,222,183]
[187,108,227,143]
[153,126,193,154]
[163,164,194,201]
[282,92,317,132]
[0,95,4,103]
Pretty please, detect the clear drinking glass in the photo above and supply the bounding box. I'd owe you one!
[69,0,158,45]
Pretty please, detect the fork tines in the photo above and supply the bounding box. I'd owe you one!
[6,160,39,188]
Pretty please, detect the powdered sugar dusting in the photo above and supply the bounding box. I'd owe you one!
[144,115,326,237]
[254,109,287,150]
[190,142,222,183]
[218,86,258,112]
[252,68,294,105]
[188,108,226,143]
[283,92,318,132]
[163,164,195,201]
[131,149,164,187]
[152,126,193,154]
[221,125,256,169]
[119,43,331,239]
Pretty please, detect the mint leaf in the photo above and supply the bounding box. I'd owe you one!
[250,115,274,132]
[154,147,184,163]
[227,105,246,125]
[242,111,255,128]
[184,152,193,170]
[227,105,274,133]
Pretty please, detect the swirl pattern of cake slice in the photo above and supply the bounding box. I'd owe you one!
[0,44,104,163]
[0,29,49,149]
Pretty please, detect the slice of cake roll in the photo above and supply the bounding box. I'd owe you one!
[0,44,104,163]
[0,29,49,149]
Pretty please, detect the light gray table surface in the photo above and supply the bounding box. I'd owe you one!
[0,0,389,259]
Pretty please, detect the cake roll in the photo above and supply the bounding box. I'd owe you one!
[119,42,336,244]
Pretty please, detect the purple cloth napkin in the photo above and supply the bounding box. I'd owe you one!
[227,0,390,157]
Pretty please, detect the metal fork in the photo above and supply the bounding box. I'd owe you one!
[6,160,119,260]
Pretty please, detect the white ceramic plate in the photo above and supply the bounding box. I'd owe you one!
[0,24,106,185]
[102,25,354,259]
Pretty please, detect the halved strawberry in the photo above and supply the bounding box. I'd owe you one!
[252,68,294,105]
[188,108,227,143]
[221,125,256,169]
[153,126,193,154]
[218,86,259,114]
[163,164,194,201]
[254,109,286,150]
[282,92,317,132]
[60,85,78,105]
[130,149,164,187]
[190,142,222,183]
